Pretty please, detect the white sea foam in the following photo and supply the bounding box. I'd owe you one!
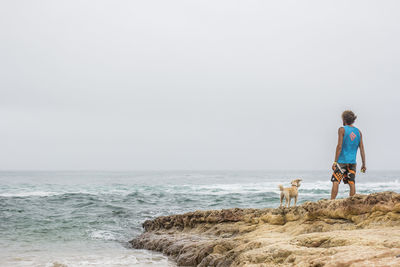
[175,180,400,196]
[89,230,117,241]
[1,248,174,267]
[0,191,60,197]
[180,182,327,195]
[44,254,140,267]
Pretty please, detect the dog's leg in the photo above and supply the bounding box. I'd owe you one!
[287,196,291,208]
[294,195,298,206]
[280,193,284,208]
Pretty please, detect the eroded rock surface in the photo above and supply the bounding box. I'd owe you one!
[130,192,400,266]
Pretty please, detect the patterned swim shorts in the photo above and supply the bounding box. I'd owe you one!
[331,163,356,184]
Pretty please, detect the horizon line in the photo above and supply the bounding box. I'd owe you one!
[0,169,398,172]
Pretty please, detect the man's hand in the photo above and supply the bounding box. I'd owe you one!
[332,162,337,171]
[361,164,367,173]
[359,131,366,173]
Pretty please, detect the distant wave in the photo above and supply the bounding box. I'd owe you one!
[0,191,59,197]
[0,180,399,198]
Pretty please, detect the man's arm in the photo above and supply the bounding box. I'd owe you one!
[359,131,366,172]
[332,127,345,170]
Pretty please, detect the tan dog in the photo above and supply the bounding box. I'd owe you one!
[279,179,302,208]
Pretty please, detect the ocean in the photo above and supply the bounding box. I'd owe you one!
[1,170,399,267]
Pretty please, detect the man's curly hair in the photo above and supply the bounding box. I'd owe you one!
[342,110,357,125]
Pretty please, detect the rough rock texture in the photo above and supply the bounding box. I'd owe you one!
[130,192,400,266]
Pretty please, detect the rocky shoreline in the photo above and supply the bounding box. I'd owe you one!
[130,192,400,266]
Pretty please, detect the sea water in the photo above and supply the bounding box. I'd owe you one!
[1,170,399,266]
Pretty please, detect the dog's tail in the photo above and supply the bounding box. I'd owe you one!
[278,185,284,191]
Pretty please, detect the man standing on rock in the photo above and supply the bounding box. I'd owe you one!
[331,110,366,200]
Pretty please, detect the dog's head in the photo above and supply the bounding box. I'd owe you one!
[291,178,302,187]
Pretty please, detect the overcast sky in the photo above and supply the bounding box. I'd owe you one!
[0,1,399,170]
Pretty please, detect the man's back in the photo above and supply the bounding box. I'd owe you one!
[338,125,360,164]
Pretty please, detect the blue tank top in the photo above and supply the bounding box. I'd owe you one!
[338,125,360,164]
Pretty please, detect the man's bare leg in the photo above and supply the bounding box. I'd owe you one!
[349,183,356,197]
[331,182,339,200]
